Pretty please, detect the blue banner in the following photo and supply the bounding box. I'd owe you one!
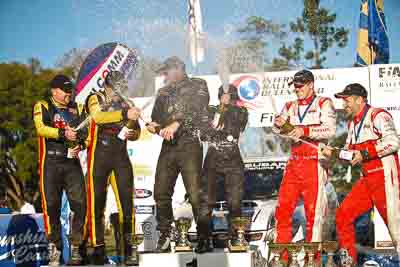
[0,214,48,267]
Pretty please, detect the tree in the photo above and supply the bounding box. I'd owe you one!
[283,0,349,69]
[237,1,349,70]
[0,61,58,209]
[234,16,287,72]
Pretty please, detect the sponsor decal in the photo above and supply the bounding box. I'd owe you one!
[232,76,261,110]
[134,189,152,199]
[141,221,154,238]
[135,205,155,215]
[244,161,287,171]
[378,66,400,79]
[385,106,400,111]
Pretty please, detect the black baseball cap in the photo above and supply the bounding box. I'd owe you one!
[155,56,185,73]
[288,69,314,86]
[50,74,73,93]
[335,83,368,99]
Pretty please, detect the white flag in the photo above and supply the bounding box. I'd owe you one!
[188,0,205,66]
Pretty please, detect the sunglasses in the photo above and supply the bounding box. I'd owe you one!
[293,83,305,89]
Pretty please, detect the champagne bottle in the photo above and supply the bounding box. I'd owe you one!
[279,118,295,135]
[65,132,83,158]
[329,147,354,161]
[213,104,226,129]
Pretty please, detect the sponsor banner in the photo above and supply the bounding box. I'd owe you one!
[155,67,369,127]
[369,64,400,134]
[0,214,49,267]
[75,42,140,104]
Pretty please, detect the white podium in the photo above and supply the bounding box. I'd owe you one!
[138,252,195,267]
[197,249,255,267]
[135,250,255,267]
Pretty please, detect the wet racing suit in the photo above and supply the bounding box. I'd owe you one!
[86,91,140,248]
[336,105,400,262]
[273,94,336,246]
[151,76,210,239]
[201,104,248,235]
[33,97,87,251]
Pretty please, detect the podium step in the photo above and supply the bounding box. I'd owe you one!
[197,249,254,267]
[134,249,255,267]
[139,252,196,267]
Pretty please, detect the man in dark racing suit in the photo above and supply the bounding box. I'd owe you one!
[201,84,248,249]
[33,74,87,266]
[146,56,211,253]
[85,71,141,266]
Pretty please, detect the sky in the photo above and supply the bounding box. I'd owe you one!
[1,0,400,74]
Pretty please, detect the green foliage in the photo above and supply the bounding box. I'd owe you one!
[0,59,59,208]
[236,0,349,70]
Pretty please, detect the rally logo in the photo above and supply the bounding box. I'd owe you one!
[135,189,152,199]
[232,75,261,109]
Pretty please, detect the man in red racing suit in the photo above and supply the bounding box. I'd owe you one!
[273,70,336,262]
[324,83,400,265]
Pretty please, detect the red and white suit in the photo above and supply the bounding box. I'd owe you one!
[336,105,400,262]
[274,94,336,244]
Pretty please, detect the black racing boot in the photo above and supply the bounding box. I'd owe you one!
[79,242,88,265]
[155,231,171,253]
[195,238,213,254]
[91,244,106,265]
[124,234,139,266]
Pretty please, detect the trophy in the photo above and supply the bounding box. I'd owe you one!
[174,217,193,252]
[228,216,251,252]
[303,242,321,267]
[286,243,302,267]
[268,243,287,267]
[322,241,338,267]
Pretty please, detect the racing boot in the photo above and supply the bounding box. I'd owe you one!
[155,231,171,253]
[91,244,106,265]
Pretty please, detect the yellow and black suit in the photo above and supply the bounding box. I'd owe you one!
[33,97,87,250]
[85,91,140,248]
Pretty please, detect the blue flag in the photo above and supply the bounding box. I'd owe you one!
[356,0,389,65]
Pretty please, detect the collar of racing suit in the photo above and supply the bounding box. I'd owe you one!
[50,96,68,110]
[352,103,369,125]
[297,93,316,105]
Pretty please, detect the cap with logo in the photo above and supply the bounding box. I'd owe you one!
[288,69,315,86]
[334,83,368,99]
[50,74,73,93]
[155,56,185,73]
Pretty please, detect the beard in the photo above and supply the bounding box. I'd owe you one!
[344,108,354,120]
